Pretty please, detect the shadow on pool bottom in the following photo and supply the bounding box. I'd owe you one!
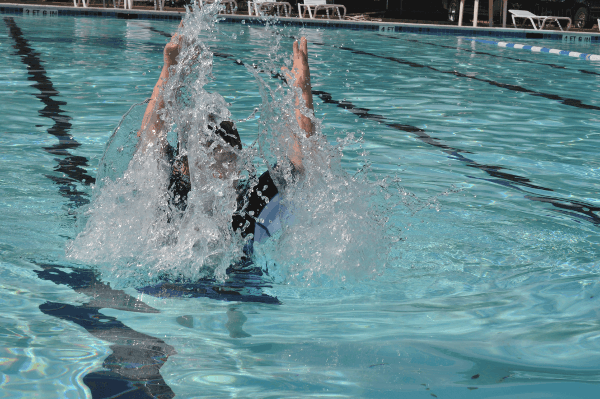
[33,262,278,398]
[33,263,600,398]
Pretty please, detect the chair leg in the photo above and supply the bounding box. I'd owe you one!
[556,19,564,31]
[528,17,538,30]
[512,15,517,28]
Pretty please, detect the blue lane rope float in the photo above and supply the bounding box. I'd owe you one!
[467,38,600,61]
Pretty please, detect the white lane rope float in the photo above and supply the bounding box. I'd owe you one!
[467,38,600,61]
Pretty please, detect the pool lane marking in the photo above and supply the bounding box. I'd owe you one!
[310,90,555,190]
[310,91,600,224]
[469,38,600,61]
[318,43,600,112]
[4,18,175,398]
[377,34,600,77]
[148,26,173,38]
[3,17,95,207]
[525,194,600,225]
[309,87,600,226]
[322,44,600,223]
[147,27,600,225]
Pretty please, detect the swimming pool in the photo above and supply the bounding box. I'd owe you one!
[2,6,600,398]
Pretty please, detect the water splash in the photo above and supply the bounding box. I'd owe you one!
[246,59,391,283]
[67,2,247,286]
[66,3,434,288]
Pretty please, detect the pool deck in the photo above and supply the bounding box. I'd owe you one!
[2,0,600,42]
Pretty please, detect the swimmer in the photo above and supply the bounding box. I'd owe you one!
[136,27,315,242]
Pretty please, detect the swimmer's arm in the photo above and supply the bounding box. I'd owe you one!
[282,37,314,172]
[137,33,181,153]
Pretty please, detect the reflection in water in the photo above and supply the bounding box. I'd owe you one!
[35,264,176,399]
[226,307,251,338]
[137,260,280,304]
[176,315,195,328]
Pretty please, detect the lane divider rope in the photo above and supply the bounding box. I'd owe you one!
[468,38,600,61]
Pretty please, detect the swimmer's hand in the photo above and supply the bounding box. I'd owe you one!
[280,37,314,172]
[164,36,181,68]
[281,37,314,137]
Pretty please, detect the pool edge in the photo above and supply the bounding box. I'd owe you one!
[2,2,600,42]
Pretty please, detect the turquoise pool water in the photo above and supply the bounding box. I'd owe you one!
[2,9,600,398]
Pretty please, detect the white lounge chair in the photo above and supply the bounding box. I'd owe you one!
[74,0,118,7]
[298,0,346,20]
[509,9,571,31]
[121,0,165,11]
[248,0,292,17]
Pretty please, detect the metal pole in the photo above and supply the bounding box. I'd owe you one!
[473,0,479,27]
[502,0,508,27]
[458,0,465,26]
[489,0,494,27]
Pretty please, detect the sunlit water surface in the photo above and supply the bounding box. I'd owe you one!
[1,8,600,398]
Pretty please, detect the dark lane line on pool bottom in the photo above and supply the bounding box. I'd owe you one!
[310,90,600,225]
[3,17,95,208]
[278,34,600,225]
[321,39,600,224]
[377,34,600,77]
[145,26,600,226]
[3,18,179,399]
[324,42,600,112]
